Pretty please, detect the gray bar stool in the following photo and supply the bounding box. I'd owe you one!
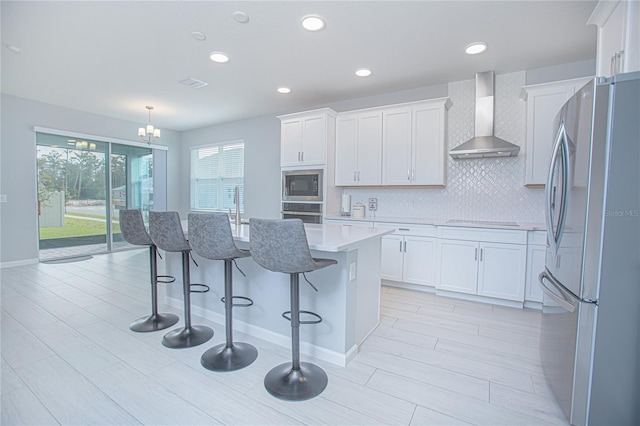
[119,209,179,332]
[149,211,214,349]
[249,218,337,401]
[188,213,258,372]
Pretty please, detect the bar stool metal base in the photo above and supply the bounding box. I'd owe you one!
[162,325,213,349]
[129,313,179,332]
[201,342,258,372]
[264,362,328,401]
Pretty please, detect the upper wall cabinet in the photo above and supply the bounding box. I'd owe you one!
[588,0,640,77]
[382,98,452,186]
[335,110,383,186]
[279,108,336,167]
[521,77,592,186]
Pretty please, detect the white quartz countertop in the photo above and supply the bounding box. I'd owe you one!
[182,221,395,252]
[324,214,546,231]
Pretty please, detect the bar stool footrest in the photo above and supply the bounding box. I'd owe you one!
[221,295,254,307]
[282,310,322,324]
[157,274,176,284]
[190,283,210,293]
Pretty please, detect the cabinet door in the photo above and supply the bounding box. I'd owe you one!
[437,239,478,294]
[382,107,412,185]
[525,245,546,302]
[412,104,446,186]
[381,234,403,282]
[357,111,383,185]
[525,84,575,185]
[300,115,326,165]
[477,242,526,302]
[335,115,358,185]
[281,119,302,166]
[403,236,436,286]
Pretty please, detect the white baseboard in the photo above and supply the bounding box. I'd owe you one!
[435,289,524,309]
[166,296,356,367]
[1,258,39,269]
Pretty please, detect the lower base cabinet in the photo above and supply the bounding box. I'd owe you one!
[436,227,527,303]
[380,225,436,287]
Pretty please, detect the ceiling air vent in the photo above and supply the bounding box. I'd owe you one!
[178,77,208,89]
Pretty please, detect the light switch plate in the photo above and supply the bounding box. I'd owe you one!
[368,198,378,211]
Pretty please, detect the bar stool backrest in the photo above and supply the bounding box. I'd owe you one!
[188,213,247,261]
[149,211,191,253]
[249,218,317,274]
[120,209,153,246]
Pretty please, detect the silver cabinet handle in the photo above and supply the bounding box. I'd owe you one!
[480,248,483,261]
[475,248,478,261]
[301,151,304,161]
[354,171,357,181]
[403,241,407,252]
[411,169,415,181]
[399,241,403,252]
[357,171,360,181]
[399,228,410,231]
[407,169,411,180]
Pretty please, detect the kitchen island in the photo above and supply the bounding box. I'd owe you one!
[163,222,394,366]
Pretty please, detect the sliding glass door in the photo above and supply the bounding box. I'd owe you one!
[36,132,157,259]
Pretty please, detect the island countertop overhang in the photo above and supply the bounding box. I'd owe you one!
[183,220,395,252]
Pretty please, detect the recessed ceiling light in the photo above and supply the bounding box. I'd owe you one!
[302,15,325,31]
[209,52,230,63]
[355,68,372,77]
[465,42,487,55]
[191,31,206,41]
[277,87,292,94]
[3,44,21,54]
[233,11,250,23]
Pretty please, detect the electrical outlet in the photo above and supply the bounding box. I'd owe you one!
[368,198,378,211]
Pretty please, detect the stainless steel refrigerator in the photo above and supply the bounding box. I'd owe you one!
[538,72,639,425]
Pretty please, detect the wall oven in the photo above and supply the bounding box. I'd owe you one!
[282,202,322,224]
[282,169,323,202]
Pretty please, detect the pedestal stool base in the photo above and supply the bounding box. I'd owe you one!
[130,313,179,333]
[162,325,213,349]
[201,342,258,372]
[264,362,328,401]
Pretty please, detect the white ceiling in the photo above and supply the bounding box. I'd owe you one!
[1,1,598,132]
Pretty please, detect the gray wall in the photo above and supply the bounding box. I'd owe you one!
[0,94,182,265]
[180,114,282,220]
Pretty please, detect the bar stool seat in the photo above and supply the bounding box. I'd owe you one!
[119,209,179,332]
[149,211,214,349]
[250,218,337,401]
[189,212,258,372]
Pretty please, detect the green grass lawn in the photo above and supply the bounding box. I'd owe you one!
[39,214,121,239]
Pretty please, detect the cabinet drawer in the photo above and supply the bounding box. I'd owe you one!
[527,230,547,246]
[380,222,436,237]
[437,226,526,245]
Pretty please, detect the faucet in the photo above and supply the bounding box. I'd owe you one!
[234,185,241,227]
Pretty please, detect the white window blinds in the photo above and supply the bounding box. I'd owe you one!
[190,141,244,211]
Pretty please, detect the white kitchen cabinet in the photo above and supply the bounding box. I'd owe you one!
[588,0,640,78]
[436,227,527,303]
[380,224,436,287]
[382,98,451,186]
[525,231,547,304]
[521,77,592,186]
[279,108,336,167]
[335,110,382,186]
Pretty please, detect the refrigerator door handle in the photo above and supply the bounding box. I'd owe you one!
[545,123,569,254]
[538,269,577,313]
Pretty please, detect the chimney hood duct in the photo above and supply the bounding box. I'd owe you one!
[449,71,520,159]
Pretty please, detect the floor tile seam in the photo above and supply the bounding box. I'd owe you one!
[389,315,480,338]
[357,348,491,401]
[84,361,223,425]
[1,364,62,426]
[361,343,534,396]
[488,382,569,425]
[417,306,541,332]
[412,403,478,426]
[385,306,486,332]
[433,344,546,374]
[317,389,416,426]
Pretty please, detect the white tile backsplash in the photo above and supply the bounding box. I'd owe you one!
[344,71,545,223]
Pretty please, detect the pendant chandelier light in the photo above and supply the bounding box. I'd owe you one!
[138,105,161,144]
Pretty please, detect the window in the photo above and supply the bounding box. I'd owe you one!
[190,140,244,212]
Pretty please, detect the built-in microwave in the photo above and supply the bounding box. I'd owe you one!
[282,169,323,202]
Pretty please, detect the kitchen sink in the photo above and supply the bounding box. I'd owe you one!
[446,219,519,227]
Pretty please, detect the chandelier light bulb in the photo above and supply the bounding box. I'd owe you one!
[139,106,161,144]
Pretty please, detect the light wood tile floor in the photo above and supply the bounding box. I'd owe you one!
[1,249,568,425]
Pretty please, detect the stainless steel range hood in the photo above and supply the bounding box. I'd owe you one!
[449,71,520,159]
